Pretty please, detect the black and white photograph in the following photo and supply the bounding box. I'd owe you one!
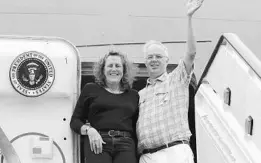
[0,0,260,163]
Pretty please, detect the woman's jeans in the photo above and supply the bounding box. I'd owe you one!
[83,134,137,163]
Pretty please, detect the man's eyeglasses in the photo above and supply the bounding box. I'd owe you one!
[146,54,167,61]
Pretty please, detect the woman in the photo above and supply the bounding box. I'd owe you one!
[70,51,139,163]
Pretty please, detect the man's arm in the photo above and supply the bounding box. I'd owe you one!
[184,0,204,74]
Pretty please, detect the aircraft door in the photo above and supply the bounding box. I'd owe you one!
[0,36,81,163]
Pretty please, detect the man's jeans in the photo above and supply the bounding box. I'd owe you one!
[84,134,137,163]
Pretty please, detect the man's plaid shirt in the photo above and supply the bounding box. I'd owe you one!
[137,60,193,153]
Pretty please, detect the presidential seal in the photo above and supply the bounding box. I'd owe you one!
[9,51,55,97]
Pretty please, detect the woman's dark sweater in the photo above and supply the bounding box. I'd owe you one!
[70,83,139,135]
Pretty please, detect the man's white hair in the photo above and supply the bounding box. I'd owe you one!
[143,40,169,58]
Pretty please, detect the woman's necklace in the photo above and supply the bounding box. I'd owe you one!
[105,87,123,94]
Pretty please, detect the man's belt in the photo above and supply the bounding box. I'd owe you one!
[99,130,132,138]
[142,140,189,154]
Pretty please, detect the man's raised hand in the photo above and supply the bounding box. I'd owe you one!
[186,0,204,17]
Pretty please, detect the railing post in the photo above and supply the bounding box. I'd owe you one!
[0,127,21,163]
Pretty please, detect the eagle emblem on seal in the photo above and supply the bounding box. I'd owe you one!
[21,62,44,86]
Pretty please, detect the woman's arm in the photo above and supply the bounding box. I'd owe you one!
[70,84,90,134]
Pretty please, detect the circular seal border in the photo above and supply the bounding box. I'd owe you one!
[9,51,55,97]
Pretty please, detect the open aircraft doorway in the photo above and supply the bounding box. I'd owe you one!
[80,62,197,162]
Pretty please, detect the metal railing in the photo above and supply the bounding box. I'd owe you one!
[0,127,21,163]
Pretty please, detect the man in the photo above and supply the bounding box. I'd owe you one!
[137,0,204,163]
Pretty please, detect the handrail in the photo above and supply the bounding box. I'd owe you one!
[223,33,261,79]
[0,127,21,163]
[197,33,261,89]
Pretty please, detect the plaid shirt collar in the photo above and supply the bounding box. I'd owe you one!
[146,72,168,86]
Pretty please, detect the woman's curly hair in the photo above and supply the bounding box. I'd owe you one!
[93,51,136,91]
